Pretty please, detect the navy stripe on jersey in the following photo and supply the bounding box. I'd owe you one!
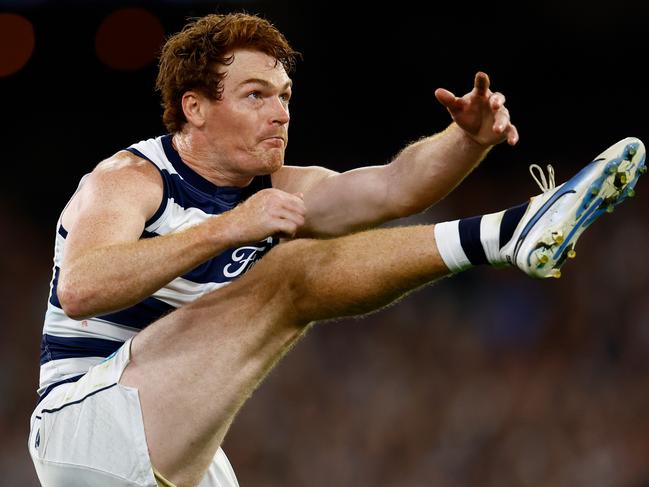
[126,147,149,162]
[49,266,62,308]
[97,296,174,329]
[40,334,123,365]
[142,222,278,283]
[130,140,272,212]
[161,134,272,202]
[153,164,272,211]
[125,147,170,227]
[49,265,175,328]
[184,236,277,284]
[58,225,67,238]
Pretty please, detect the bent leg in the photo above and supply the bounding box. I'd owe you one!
[121,224,449,486]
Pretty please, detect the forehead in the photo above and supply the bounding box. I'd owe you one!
[221,49,291,88]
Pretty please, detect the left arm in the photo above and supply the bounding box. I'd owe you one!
[273,72,519,238]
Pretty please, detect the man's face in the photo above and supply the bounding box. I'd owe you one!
[202,49,292,176]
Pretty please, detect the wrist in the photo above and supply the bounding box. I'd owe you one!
[203,212,240,250]
[449,122,490,148]
[448,123,494,155]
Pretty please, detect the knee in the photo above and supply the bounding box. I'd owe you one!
[259,238,332,320]
[262,238,321,287]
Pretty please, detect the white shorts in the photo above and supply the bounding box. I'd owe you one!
[28,339,239,487]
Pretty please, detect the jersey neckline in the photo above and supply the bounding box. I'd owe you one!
[161,134,254,197]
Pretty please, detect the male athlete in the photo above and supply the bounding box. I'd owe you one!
[29,12,645,487]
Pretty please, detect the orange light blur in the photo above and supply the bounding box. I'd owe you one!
[95,7,165,71]
[0,13,35,77]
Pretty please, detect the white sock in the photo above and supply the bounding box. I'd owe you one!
[434,202,529,273]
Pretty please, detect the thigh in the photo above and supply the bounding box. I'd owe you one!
[119,255,305,485]
[28,341,157,487]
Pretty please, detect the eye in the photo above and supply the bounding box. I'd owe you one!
[247,91,262,100]
[279,93,290,103]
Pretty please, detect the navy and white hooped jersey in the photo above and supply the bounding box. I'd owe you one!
[38,134,278,399]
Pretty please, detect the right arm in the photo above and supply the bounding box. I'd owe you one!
[57,152,306,320]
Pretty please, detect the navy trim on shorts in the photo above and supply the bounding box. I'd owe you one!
[37,374,85,405]
[40,383,118,415]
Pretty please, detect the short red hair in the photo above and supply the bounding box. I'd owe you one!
[156,13,300,133]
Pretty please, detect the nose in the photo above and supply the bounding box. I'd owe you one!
[270,96,290,126]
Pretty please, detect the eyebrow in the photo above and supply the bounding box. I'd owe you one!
[238,78,293,91]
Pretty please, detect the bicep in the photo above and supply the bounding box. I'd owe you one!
[61,159,163,266]
[275,164,394,237]
[304,166,395,236]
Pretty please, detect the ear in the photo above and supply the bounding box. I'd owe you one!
[181,91,206,128]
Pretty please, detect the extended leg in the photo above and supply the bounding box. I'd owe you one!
[122,136,646,486]
[121,224,450,486]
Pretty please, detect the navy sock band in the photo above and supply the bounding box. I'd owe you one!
[437,201,532,272]
[499,202,530,248]
[455,201,530,267]
[458,215,488,265]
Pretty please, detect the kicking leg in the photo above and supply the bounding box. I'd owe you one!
[120,225,452,486]
[121,136,646,486]
[120,194,543,486]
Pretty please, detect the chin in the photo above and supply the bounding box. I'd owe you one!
[262,152,284,174]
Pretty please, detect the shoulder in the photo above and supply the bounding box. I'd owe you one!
[64,150,164,223]
[83,150,163,197]
[94,150,162,182]
[272,164,338,193]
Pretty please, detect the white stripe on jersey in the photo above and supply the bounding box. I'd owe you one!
[44,303,140,340]
[129,136,179,176]
[38,357,105,396]
[153,278,231,308]
[147,198,216,234]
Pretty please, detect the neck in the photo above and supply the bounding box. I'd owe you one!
[172,132,254,188]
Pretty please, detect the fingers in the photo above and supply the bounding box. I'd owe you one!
[284,192,307,215]
[268,190,307,236]
[474,71,490,96]
[506,124,519,146]
[271,198,306,237]
[438,71,518,146]
[275,209,305,236]
[437,72,491,110]
[492,103,509,133]
[489,92,506,110]
[236,188,308,239]
[487,89,517,145]
[434,88,463,112]
[492,106,519,146]
[259,188,305,211]
[268,195,305,219]
[490,93,507,133]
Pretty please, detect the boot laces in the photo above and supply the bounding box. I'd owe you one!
[529,164,556,192]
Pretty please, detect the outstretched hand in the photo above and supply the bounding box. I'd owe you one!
[435,72,519,146]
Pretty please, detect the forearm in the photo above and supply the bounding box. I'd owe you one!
[387,123,491,215]
[58,216,236,319]
[289,125,490,238]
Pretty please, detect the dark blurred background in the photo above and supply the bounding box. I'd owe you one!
[2,1,649,486]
